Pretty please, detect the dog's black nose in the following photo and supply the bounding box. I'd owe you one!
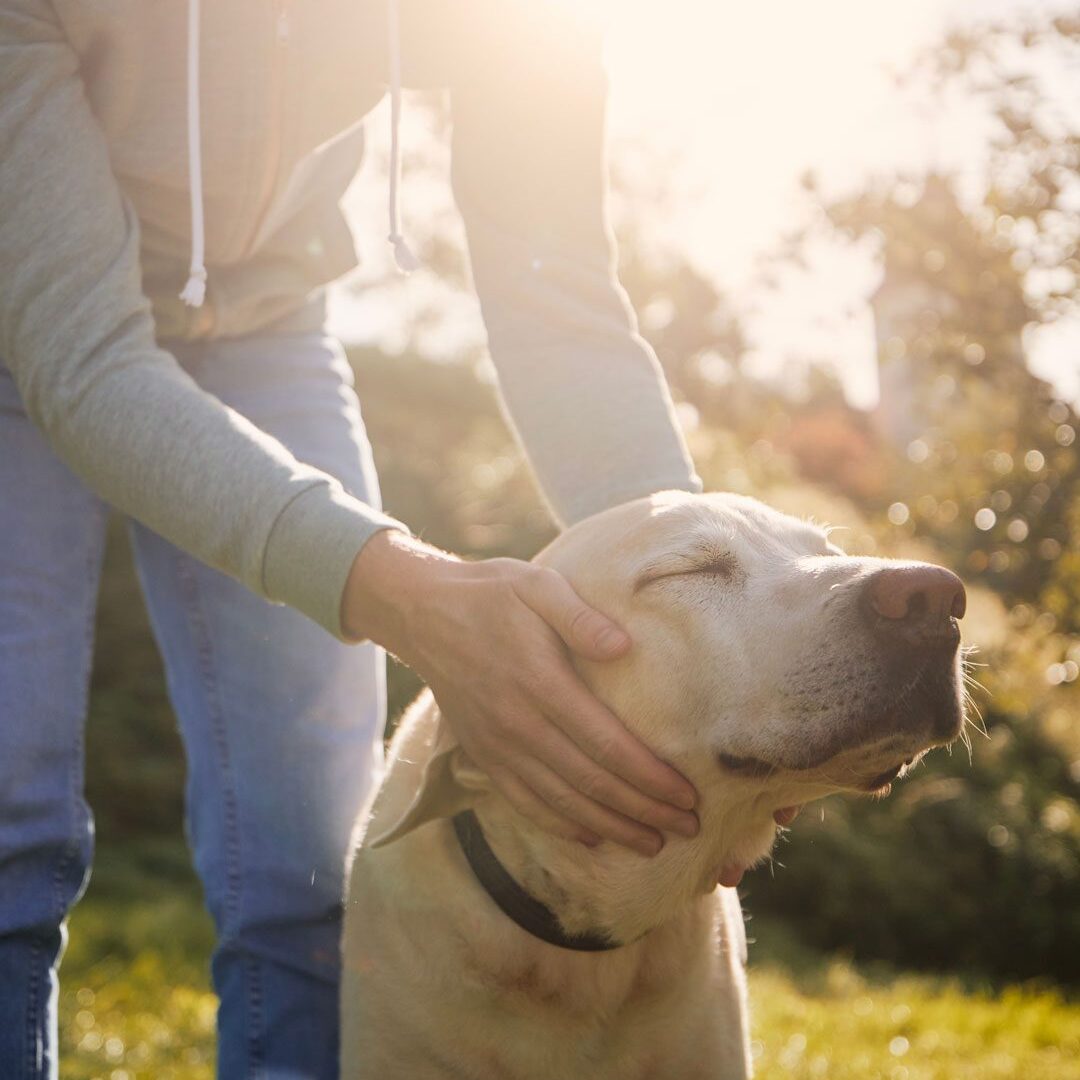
[861,564,966,650]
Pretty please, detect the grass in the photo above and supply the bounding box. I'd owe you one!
[59,842,216,1080]
[748,919,1079,1079]
[59,841,1079,1080]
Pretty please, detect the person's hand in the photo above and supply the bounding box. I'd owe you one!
[342,530,699,855]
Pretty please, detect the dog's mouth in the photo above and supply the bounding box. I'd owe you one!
[862,755,919,793]
[717,749,922,794]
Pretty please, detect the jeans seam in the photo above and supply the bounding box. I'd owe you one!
[246,955,266,1078]
[49,503,106,926]
[175,555,244,929]
[25,936,41,1078]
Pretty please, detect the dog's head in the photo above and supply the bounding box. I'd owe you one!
[539,491,966,818]
[367,491,966,887]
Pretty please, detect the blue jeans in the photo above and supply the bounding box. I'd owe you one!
[0,329,386,1079]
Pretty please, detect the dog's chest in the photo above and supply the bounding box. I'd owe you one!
[345,826,750,1079]
[459,932,685,1013]
[448,942,721,1078]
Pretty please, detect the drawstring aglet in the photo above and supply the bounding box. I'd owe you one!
[388,233,420,274]
[179,266,207,307]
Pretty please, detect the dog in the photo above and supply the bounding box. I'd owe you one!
[341,491,966,1079]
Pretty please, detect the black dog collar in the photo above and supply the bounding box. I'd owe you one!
[452,810,621,953]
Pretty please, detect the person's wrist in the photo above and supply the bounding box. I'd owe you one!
[341,529,458,652]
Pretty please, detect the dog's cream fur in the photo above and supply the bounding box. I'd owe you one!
[341,492,964,1079]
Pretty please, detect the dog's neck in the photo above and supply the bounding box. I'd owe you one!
[470,791,780,945]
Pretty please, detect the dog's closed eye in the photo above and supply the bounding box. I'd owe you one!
[691,555,739,578]
[717,752,776,779]
[635,552,739,591]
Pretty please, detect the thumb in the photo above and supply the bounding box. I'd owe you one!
[516,568,632,661]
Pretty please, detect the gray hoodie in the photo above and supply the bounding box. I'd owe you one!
[0,0,700,639]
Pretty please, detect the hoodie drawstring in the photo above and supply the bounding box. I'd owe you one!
[386,0,419,273]
[181,0,417,309]
[180,0,207,307]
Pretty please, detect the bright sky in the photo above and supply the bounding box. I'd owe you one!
[598,0,1080,406]
[331,0,1080,408]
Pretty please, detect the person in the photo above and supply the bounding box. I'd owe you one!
[0,1,711,1076]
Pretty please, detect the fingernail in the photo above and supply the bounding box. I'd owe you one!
[672,814,699,839]
[596,627,630,653]
[580,832,601,848]
[673,788,697,811]
[638,835,663,857]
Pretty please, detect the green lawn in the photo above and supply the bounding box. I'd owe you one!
[749,952,1078,1079]
[59,842,1079,1080]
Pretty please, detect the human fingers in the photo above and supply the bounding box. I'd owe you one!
[512,565,631,661]
[517,717,699,839]
[484,764,601,847]
[509,754,665,857]
[536,660,698,812]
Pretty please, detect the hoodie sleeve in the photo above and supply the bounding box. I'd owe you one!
[0,1,404,640]
[438,0,702,525]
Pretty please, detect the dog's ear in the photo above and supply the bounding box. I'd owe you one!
[364,697,489,849]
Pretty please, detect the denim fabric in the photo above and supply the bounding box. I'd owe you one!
[0,330,386,1079]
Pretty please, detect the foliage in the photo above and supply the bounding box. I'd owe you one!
[915,14,1080,324]
[820,175,1080,629]
[811,11,1080,627]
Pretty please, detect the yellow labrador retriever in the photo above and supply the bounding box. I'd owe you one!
[341,491,966,1079]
